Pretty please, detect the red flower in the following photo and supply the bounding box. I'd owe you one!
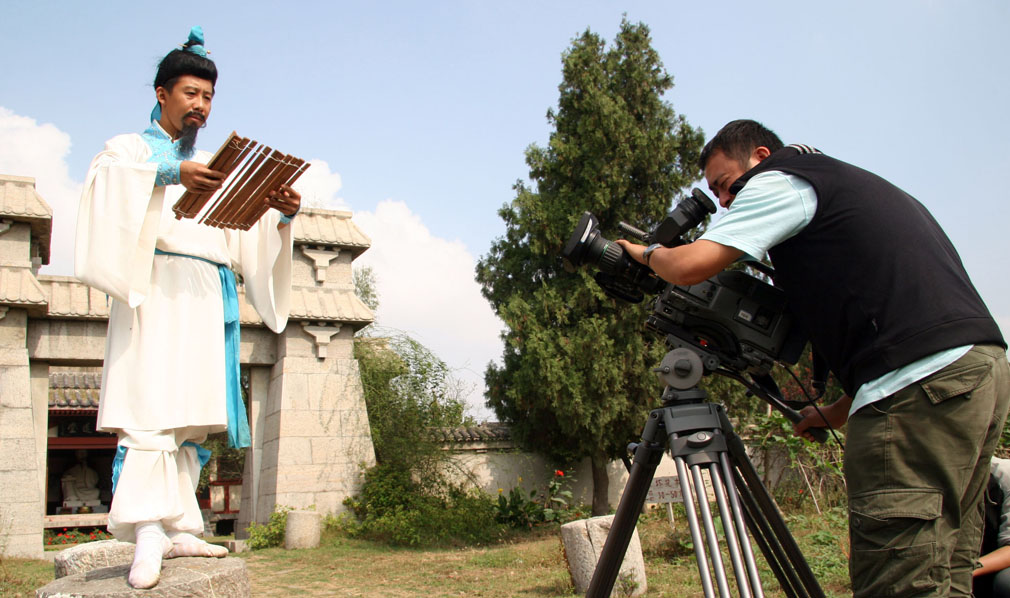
[555,470,564,477]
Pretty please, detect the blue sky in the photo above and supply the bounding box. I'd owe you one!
[2,1,1007,419]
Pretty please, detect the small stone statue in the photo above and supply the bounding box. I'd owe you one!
[61,449,101,508]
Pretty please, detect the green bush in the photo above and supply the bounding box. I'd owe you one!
[246,506,291,549]
[494,470,579,529]
[343,464,502,546]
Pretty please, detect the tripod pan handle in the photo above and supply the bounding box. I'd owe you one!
[780,407,829,443]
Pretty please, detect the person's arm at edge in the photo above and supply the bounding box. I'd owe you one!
[615,239,743,286]
[976,545,1010,577]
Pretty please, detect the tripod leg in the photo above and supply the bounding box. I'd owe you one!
[728,432,824,598]
[586,438,665,598]
[719,452,763,598]
[691,463,733,598]
[711,457,761,598]
[674,456,717,598]
[732,467,805,598]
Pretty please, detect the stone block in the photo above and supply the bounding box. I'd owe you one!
[273,355,334,376]
[0,221,31,263]
[0,367,30,409]
[277,409,337,438]
[274,464,326,492]
[239,327,276,365]
[0,405,35,440]
[309,491,344,514]
[1,500,41,534]
[277,372,310,410]
[309,436,345,464]
[0,310,28,347]
[2,532,42,559]
[256,469,278,497]
[277,330,317,359]
[276,437,313,466]
[344,435,377,467]
[262,411,281,444]
[259,439,279,472]
[54,540,135,578]
[27,320,108,362]
[273,492,318,512]
[283,510,322,550]
[561,515,647,597]
[36,556,250,597]
[0,470,38,503]
[0,437,37,470]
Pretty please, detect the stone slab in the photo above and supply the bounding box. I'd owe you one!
[54,540,135,578]
[37,556,249,597]
[560,515,647,597]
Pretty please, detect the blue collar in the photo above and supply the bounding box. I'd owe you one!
[141,120,195,161]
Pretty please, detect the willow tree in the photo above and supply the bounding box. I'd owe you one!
[476,19,703,514]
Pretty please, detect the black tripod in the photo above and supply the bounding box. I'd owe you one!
[586,348,827,598]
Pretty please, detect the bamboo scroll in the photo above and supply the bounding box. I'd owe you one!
[173,131,310,230]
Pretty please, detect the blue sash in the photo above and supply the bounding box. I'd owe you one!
[154,249,250,448]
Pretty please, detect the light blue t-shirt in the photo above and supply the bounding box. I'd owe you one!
[700,171,971,415]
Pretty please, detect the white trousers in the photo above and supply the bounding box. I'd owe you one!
[107,427,213,542]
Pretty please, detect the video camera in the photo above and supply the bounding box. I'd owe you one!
[561,189,805,378]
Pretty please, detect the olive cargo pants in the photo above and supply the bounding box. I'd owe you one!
[845,345,1010,598]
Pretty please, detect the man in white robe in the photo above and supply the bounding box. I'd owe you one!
[74,26,300,589]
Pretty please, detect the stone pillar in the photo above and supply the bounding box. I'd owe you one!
[284,510,322,549]
[31,361,50,526]
[0,308,44,558]
[252,209,376,522]
[236,366,270,537]
[257,323,375,517]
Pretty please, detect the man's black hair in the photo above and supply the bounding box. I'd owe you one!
[154,47,217,91]
[699,119,784,170]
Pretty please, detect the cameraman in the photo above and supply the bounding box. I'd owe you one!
[617,119,1009,598]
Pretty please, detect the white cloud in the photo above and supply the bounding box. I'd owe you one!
[292,158,348,211]
[0,108,502,420]
[352,200,504,421]
[0,107,82,275]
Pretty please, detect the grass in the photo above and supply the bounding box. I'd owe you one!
[0,557,53,598]
[4,506,851,597]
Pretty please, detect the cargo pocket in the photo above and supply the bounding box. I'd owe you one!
[919,360,993,405]
[849,488,942,598]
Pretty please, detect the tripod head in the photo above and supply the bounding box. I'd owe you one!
[652,344,828,443]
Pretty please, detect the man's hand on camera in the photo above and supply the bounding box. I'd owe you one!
[617,238,743,287]
[792,395,852,442]
[180,161,225,193]
[616,239,647,264]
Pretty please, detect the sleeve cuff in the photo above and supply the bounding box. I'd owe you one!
[279,206,300,224]
[155,160,182,186]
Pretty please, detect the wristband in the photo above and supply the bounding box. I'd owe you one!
[642,243,662,266]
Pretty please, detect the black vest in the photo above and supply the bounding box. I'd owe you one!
[733,147,1004,395]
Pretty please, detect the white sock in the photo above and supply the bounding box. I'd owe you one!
[129,521,171,589]
[165,531,229,558]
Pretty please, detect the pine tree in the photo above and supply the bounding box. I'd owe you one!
[476,19,703,514]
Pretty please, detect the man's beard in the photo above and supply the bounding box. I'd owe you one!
[177,112,206,155]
